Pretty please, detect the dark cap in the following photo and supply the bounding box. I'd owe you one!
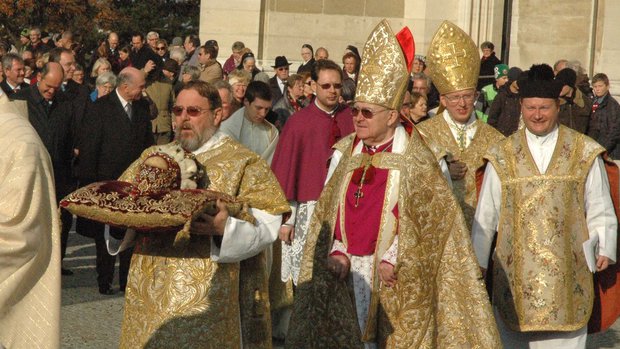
[204,39,218,48]
[518,64,563,99]
[555,68,577,87]
[162,59,179,74]
[507,67,523,82]
[271,56,291,68]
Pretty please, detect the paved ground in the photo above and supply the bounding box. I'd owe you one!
[61,229,620,348]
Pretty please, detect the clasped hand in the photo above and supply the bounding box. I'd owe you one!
[190,199,229,236]
[448,158,467,180]
[327,254,397,287]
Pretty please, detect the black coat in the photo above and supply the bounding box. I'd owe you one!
[269,75,284,104]
[558,88,592,134]
[78,91,154,183]
[477,53,501,91]
[129,46,161,81]
[297,58,316,74]
[0,80,30,97]
[487,81,521,137]
[588,93,620,159]
[11,87,77,197]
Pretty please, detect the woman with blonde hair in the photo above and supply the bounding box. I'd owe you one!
[89,58,112,90]
[227,69,252,114]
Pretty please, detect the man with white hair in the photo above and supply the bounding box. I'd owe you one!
[287,19,500,349]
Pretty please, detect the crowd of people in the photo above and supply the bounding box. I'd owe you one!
[1,18,620,349]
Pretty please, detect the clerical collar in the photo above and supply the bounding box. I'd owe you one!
[363,137,394,154]
[525,125,558,146]
[314,99,338,116]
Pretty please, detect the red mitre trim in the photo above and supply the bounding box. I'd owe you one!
[396,27,415,72]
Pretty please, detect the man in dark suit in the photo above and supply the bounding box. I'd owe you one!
[130,33,161,82]
[1,53,30,96]
[269,56,291,105]
[107,32,122,74]
[48,48,91,275]
[78,67,154,294]
[11,62,77,272]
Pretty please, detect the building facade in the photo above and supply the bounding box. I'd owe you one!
[201,0,619,96]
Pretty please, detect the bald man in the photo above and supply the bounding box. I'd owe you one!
[78,67,154,294]
[107,32,122,74]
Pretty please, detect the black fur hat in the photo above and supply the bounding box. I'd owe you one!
[518,64,564,99]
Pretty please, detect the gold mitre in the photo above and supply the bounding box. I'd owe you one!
[426,21,479,95]
[355,19,413,110]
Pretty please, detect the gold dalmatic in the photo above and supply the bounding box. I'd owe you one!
[486,126,604,331]
[118,137,289,349]
[286,131,501,348]
[417,115,504,227]
[426,21,480,95]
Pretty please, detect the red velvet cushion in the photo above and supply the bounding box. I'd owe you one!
[60,181,244,232]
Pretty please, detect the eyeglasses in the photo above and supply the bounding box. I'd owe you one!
[351,106,387,119]
[317,83,343,90]
[277,67,289,71]
[444,93,477,104]
[156,47,166,51]
[171,105,210,117]
[401,102,413,109]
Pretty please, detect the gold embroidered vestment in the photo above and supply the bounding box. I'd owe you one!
[286,131,501,348]
[485,126,604,331]
[417,116,504,227]
[118,138,289,349]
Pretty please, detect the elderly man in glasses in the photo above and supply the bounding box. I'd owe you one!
[286,19,500,349]
[78,67,154,295]
[115,80,289,348]
[417,22,504,229]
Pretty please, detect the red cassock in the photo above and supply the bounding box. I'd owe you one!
[334,141,397,255]
[589,160,620,333]
[271,102,355,202]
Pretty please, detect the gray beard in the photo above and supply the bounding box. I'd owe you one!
[175,124,217,151]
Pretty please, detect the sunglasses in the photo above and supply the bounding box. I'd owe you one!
[277,67,289,71]
[351,106,387,119]
[156,47,166,51]
[317,83,343,90]
[171,105,210,117]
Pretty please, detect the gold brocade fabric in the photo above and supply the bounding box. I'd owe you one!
[485,126,604,332]
[417,116,504,228]
[286,132,501,348]
[118,138,289,349]
[426,21,480,95]
[355,19,410,110]
[336,146,402,342]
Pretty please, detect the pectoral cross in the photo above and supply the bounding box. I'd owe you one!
[354,187,364,207]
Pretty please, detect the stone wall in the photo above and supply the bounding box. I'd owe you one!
[201,0,505,72]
